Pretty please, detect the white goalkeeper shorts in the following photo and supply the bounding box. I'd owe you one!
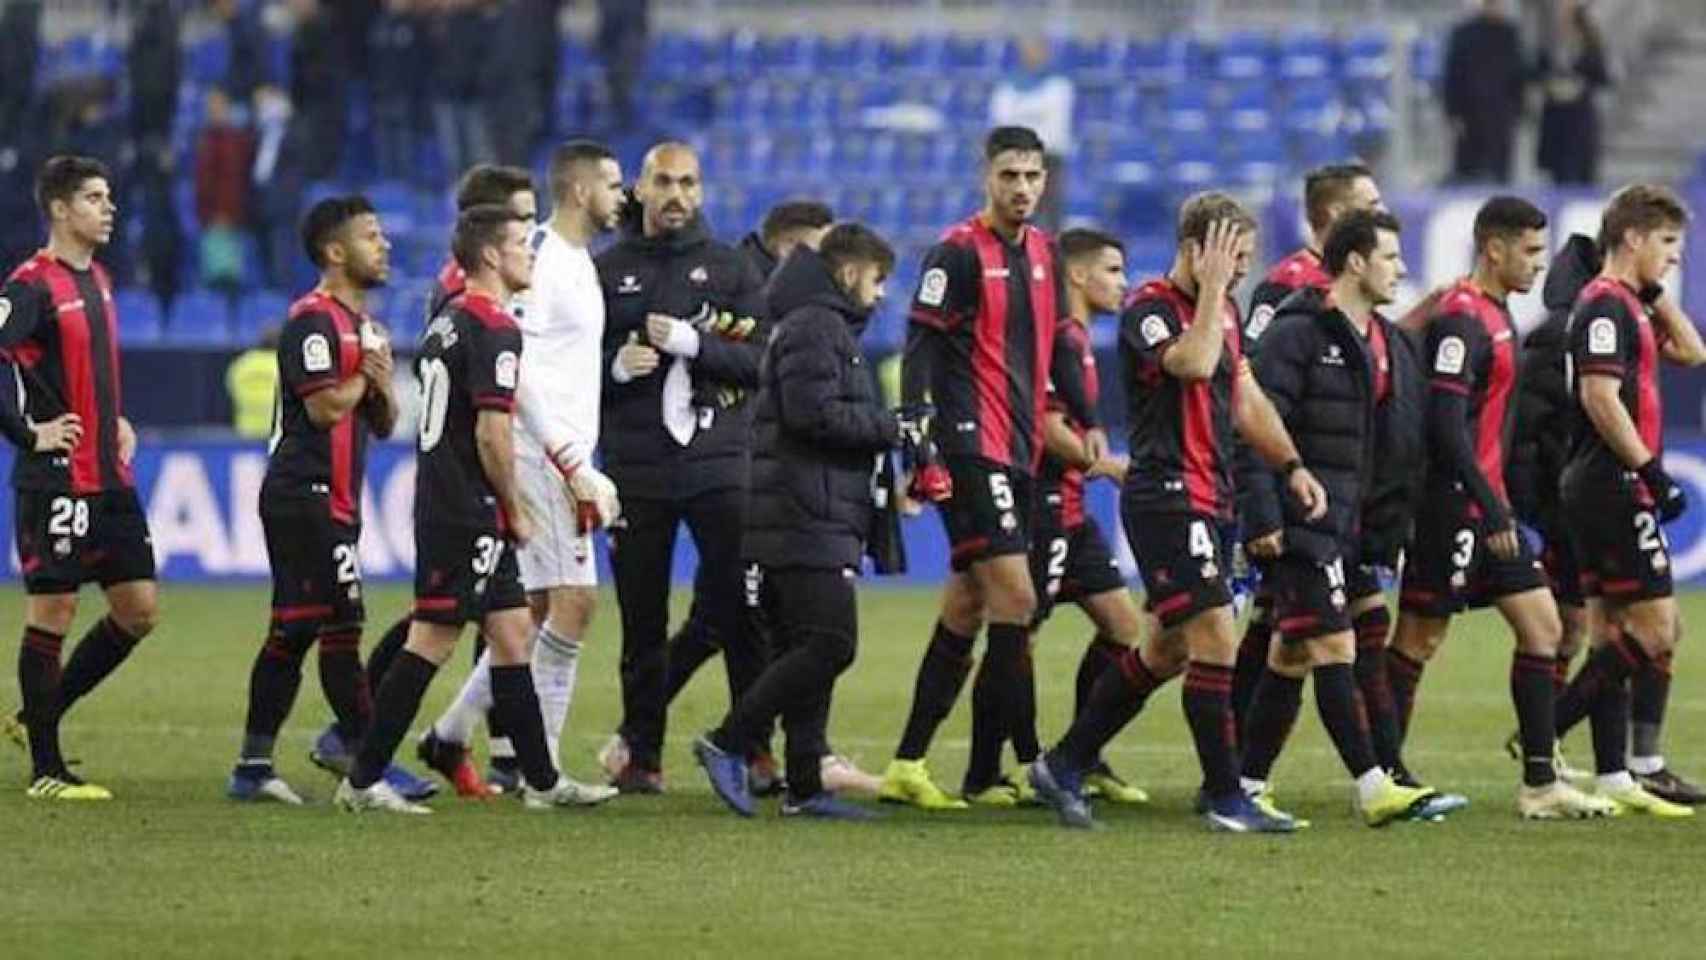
[515,454,598,591]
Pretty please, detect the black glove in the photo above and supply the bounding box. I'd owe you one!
[1639,457,1688,523]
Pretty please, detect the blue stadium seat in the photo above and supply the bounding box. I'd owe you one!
[1278,31,1334,82]
[1411,36,1443,86]
[1215,32,1274,82]
[1124,38,1186,84]
[187,35,231,87]
[234,290,290,344]
[1063,37,1119,76]
[1343,29,1393,81]
[760,33,816,74]
[1162,86,1213,133]
[368,181,417,234]
[115,289,165,345]
[165,290,234,346]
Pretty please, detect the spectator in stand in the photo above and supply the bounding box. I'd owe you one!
[129,0,181,156]
[369,0,425,182]
[1535,0,1609,186]
[0,0,43,137]
[136,143,187,310]
[426,0,496,175]
[214,0,271,106]
[251,85,309,290]
[989,37,1074,232]
[597,0,649,131]
[1442,0,1526,184]
[196,88,257,297]
[289,0,349,180]
[488,0,563,165]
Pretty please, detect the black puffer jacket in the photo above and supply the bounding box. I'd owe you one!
[1359,315,1426,566]
[738,231,779,280]
[1507,234,1601,530]
[744,248,900,570]
[1240,297,1379,561]
[596,216,768,500]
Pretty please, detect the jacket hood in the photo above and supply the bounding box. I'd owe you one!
[1542,233,1603,311]
[767,246,869,329]
[739,231,777,277]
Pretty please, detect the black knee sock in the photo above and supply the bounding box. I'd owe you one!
[1583,635,1648,775]
[1182,661,1240,799]
[1350,608,1403,773]
[490,663,557,791]
[18,626,67,779]
[1311,662,1378,779]
[57,616,141,716]
[351,651,438,789]
[1511,652,1559,787]
[238,623,314,765]
[965,638,1007,791]
[1053,647,1164,772]
[1240,668,1304,783]
[1385,647,1426,739]
[317,628,372,745]
[895,620,975,760]
[363,616,410,691]
[1230,596,1272,738]
[470,631,514,762]
[1630,652,1672,761]
[1006,627,1040,765]
[1555,632,1641,741]
[1073,635,1124,724]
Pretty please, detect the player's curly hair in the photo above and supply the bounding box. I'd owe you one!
[301,195,377,270]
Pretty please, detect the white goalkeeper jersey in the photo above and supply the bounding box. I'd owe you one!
[513,224,604,467]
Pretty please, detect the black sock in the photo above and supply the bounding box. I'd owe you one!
[363,616,410,691]
[238,623,314,763]
[351,651,437,788]
[1006,626,1040,765]
[1631,652,1671,760]
[1583,636,1648,775]
[1230,596,1272,739]
[57,616,141,716]
[18,626,67,778]
[1552,654,1570,699]
[1511,652,1559,786]
[1072,635,1124,725]
[1053,646,1164,772]
[1182,661,1239,799]
[1554,633,1640,740]
[1240,668,1304,783]
[317,628,371,745]
[895,620,975,760]
[1310,662,1378,778]
[490,663,557,791]
[469,631,512,757]
[1385,647,1425,739]
[1350,607,1403,773]
[965,637,1007,791]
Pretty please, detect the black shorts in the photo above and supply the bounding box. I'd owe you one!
[1030,512,1126,624]
[1123,508,1231,628]
[413,524,529,627]
[938,456,1032,573]
[1399,495,1546,617]
[1345,558,1387,605]
[262,499,365,627]
[1563,485,1673,605]
[14,487,157,595]
[1268,554,1353,643]
[1533,519,1586,608]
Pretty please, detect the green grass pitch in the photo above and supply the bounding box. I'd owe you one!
[3,584,1706,958]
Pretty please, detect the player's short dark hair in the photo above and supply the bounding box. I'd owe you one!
[451,203,525,273]
[300,194,377,270]
[1176,191,1258,246]
[548,139,615,203]
[1473,196,1548,253]
[455,164,534,212]
[818,222,895,277]
[1600,183,1691,251]
[1323,209,1403,276]
[35,155,111,217]
[761,200,835,246]
[984,125,1046,162]
[1058,228,1126,263]
[1303,163,1374,232]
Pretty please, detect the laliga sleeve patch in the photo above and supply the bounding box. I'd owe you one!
[1433,335,1466,375]
[302,332,332,373]
[1245,303,1275,341]
[918,268,948,308]
[1139,313,1172,347]
[1587,317,1618,356]
[495,350,519,389]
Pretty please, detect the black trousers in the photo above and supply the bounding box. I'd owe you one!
[717,565,858,799]
[610,487,757,770]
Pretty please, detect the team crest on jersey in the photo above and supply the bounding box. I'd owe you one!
[688,265,709,285]
[494,351,519,389]
[617,275,642,294]
[0,296,11,331]
[1434,335,1466,375]
[1246,303,1275,340]
[1139,313,1170,347]
[1588,317,1618,355]
[303,333,332,373]
[919,268,948,307]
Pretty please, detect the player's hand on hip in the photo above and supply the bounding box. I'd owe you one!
[1487,524,1520,560]
[1246,530,1283,560]
[1287,465,1327,521]
[31,413,82,454]
[116,416,137,465]
[1083,427,1110,466]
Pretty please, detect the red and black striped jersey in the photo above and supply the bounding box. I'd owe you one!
[1566,276,1663,494]
[1422,279,1520,513]
[263,290,373,525]
[1037,317,1098,527]
[1120,277,1244,520]
[415,290,523,531]
[0,251,131,494]
[908,215,1065,474]
[1246,247,1330,343]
